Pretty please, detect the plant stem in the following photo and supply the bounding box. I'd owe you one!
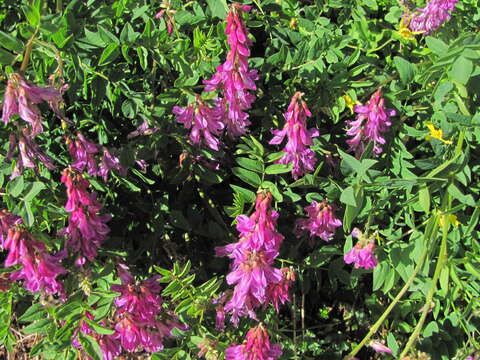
[346,214,439,359]
[20,27,40,72]
[398,197,450,357]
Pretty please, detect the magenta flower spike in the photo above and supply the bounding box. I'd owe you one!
[110,265,186,353]
[0,211,66,297]
[203,3,258,138]
[225,324,282,360]
[370,340,393,354]
[408,0,458,34]
[59,169,111,264]
[2,73,62,136]
[269,92,319,180]
[173,96,225,151]
[344,228,379,270]
[346,89,396,157]
[216,191,292,324]
[295,201,342,242]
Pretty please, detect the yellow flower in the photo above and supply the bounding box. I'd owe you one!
[425,121,452,144]
[439,214,460,228]
[342,94,360,114]
[397,14,424,41]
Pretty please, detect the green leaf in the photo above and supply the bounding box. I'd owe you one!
[8,175,24,198]
[425,36,448,56]
[340,186,356,206]
[98,43,120,66]
[22,318,54,334]
[232,167,261,188]
[394,56,415,85]
[0,48,15,65]
[418,185,430,214]
[264,163,292,175]
[230,184,256,202]
[79,334,103,360]
[24,182,46,201]
[19,303,47,322]
[450,56,473,85]
[236,157,264,173]
[205,0,228,19]
[0,31,24,53]
[85,319,115,335]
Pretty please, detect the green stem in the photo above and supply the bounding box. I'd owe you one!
[367,38,394,54]
[346,214,439,359]
[398,203,449,357]
[20,27,40,72]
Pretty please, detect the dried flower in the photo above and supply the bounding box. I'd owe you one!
[269,92,319,179]
[346,89,396,157]
[344,228,378,270]
[295,201,342,242]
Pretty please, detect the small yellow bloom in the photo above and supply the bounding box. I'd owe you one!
[289,18,298,29]
[425,121,452,144]
[439,214,460,228]
[397,14,424,41]
[342,94,360,114]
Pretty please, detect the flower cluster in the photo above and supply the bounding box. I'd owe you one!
[173,96,225,151]
[59,168,111,265]
[110,265,186,353]
[295,201,342,242]
[344,228,378,270]
[0,210,66,297]
[270,92,319,179]
[407,0,458,34]
[68,132,126,182]
[203,3,258,138]
[2,73,62,136]
[346,89,396,157]
[216,191,292,325]
[225,323,282,360]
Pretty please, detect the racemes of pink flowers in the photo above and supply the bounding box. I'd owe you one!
[344,228,378,270]
[110,265,186,353]
[68,132,126,181]
[408,0,458,34]
[59,168,111,265]
[269,92,319,180]
[216,191,292,325]
[173,96,225,151]
[346,89,396,157]
[225,323,282,360]
[295,201,342,242]
[0,210,66,297]
[203,3,258,138]
[2,73,62,136]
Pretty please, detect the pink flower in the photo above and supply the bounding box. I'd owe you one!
[370,340,393,354]
[110,265,186,353]
[173,96,225,151]
[68,132,100,176]
[344,228,378,270]
[2,73,62,136]
[225,324,282,360]
[59,169,111,264]
[269,92,319,179]
[216,191,290,324]
[98,148,127,182]
[295,201,342,241]
[203,3,258,138]
[0,212,66,297]
[408,0,458,34]
[346,89,396,157]
[266,267,295,312]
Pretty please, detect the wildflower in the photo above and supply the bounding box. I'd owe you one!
[344,228,378,270]
[59,169,111,264]
[346,89,396,157]
[269,92,319,179]
[266,267,295,312]
[98,148,127,182]
[156,0,176,35]
[397,14,425,40]
[425,121,452,144]
[127,119,159,139]
[110,265,186,353]
[342,94,360,114]
[197,338,219,360]
[225,323,282,360]
[439,213,460,228]
[408,0,458,34]
[173,96,225,151]
[0,211,66,297]
[2,73,62,136]
[203,3,258,138]
[370,340,393,354]
[295,201,342,242]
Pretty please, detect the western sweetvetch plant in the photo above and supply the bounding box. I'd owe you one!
[0,0,479,359]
